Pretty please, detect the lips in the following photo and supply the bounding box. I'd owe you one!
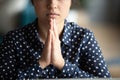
[46,13,60,18]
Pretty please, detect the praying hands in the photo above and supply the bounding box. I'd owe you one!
[39,19,65,70]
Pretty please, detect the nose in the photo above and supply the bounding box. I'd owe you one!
[47,0,57,9]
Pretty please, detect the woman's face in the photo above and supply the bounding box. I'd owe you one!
[33,0,71,24]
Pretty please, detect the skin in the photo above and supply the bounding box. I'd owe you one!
[32,0,71,70]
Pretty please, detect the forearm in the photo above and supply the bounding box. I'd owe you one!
[58,61,111,78]
[58,61,94,78]
[18,62,46,79]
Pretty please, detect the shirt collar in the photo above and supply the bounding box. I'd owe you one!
[32,19,73,47]
[61,20,73,47]
[28,18,42,45]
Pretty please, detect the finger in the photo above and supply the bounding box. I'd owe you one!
[50,19,53,30]
[49,30,54,64]
[39,30,52,67]
[44,29,52,49]
[53,19,59,39]
[51,30,60,52]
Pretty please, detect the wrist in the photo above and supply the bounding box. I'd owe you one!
[57,59,65,70]
[39,59,48,69]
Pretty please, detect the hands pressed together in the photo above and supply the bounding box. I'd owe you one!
[39,19,65,70]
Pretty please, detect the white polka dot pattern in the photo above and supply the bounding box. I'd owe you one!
[0,19,111,79]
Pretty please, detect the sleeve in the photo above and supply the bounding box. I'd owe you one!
[58,30,111,78]
[17,62,45,79]
[0,33,17,79]
[0,33,45,79]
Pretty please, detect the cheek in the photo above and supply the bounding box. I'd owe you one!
[61,5,70,16]
[34,6,45,17]
[61,2,71,13]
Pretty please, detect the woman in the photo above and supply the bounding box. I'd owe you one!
[0,0,111,79]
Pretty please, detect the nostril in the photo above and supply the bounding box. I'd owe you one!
[47,4,57,9]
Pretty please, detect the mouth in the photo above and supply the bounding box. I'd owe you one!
[46,13,60,18]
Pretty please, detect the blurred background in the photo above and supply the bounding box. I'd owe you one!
[0,0,120,77]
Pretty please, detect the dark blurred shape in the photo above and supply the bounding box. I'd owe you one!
[0,33,3,43]
[0,0,28,34]
[19,1,36,27]
[85,0,120,25]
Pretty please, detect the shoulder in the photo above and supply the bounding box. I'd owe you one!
[66,21,94,37]
[2,20,37,42]
[4,20,35,37]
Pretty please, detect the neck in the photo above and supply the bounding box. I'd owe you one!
[38,19,64,43]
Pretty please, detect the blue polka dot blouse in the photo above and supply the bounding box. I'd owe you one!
[0,19,111,79]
